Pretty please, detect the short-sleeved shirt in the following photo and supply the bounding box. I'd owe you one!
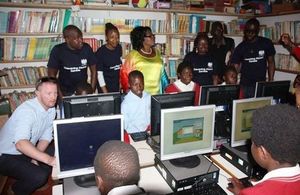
[0,98,56,155]
[183,52,218,86]
[121,91,151,133]
[231,36,275,86]
[47,42,97,95]
[209,36,235,76]
[95,44,122,92]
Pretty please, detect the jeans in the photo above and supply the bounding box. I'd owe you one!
[0,145,53,195]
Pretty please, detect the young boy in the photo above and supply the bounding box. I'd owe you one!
[165,62,201,105]
[75,81,93,95]
[121,70,151,134]
[228,104,300,195]
[222,65,238,85]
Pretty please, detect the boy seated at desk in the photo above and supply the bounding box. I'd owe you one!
[121,70,151,138]
[228,104,300,195]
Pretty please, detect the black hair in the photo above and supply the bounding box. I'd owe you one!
[130,26,152,50]
[75,81,93,95]
[128,70,144,82]
[210,21,223,35]
[251,104,300,164]
[244,18,260,35]
[63,25,82,38]
[105,22,119,36]
[35,76,58,90]
[193,32,209,52]
[293,74,300,88]
[224,65,237,75]
[177,62,193,75]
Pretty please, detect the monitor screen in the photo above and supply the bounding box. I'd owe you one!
[62,92,121,119]
[53,115,124,179]
[151,91,195,137]
[231,97,272,147]
[200,84,240,109]
[255,80,291,104]
[160,105,215,161]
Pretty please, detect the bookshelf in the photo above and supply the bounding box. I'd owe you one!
[257,12,300,79]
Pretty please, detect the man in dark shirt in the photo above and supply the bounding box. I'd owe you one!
[47,25,97,97]
[231,18,275,98]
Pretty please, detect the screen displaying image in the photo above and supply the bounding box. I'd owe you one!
[160,105,215,161]
[231,97,272,147]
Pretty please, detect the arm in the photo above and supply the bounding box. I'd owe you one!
[97,71,108,93]
[120,53,135,93]
[267,55,275,82]
[89,64,97,93]
[15,139,55,166]
[212,74,219,85]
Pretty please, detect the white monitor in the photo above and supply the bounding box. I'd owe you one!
[231,97,272,147]
[53,115,124,179]
[160,105,215,161]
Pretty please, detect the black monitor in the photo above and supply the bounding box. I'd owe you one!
[62,92,121,119]
[199,84,240,139]
[151,91,195,137]
[255,80,291,104]
[200,84,240,107]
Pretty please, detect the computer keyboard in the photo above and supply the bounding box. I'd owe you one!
[130,131,148,142]
[170,182,227,195]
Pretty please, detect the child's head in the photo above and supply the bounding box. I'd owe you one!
[223,66,238,85]
[128,70,144,98]
[75,82,93,95]
[194,32,209,55]
[177,62,193,85]
[105,22,120,50]
[251,104,300,169]
[293,74,300,89]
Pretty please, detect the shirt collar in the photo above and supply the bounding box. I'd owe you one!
[252,164,300,185]
[175,80,195,92]
[108,184,143,195]
[211,37,226,46]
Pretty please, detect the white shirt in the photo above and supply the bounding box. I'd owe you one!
[108,184,144,195]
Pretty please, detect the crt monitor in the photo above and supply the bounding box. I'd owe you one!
[62,92,121,119]
[199,84,240,138]
[53,115,124,179]
[160,105,215,167]
[255,80,291,104]
[151,91,195,137]
[231,97,272,148]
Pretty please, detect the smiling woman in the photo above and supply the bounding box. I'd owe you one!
[120,26,169,95]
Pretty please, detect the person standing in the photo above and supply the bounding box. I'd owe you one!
[120,26,169,95]
[95,23,122,93]
[183,32,219,86]
[209,21,235,83]
[0,77,58,195]
[47,25,97,97]
[231,18,276,98]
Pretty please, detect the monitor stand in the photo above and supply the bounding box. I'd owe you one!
[169,155,200,168]
[73,173,96,188]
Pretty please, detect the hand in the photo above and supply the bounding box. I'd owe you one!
[227,177,246,195]
[45,155,56,167]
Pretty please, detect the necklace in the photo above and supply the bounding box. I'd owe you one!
[140,48,152,55]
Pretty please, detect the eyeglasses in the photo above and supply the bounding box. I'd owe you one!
[35,76,58,90]
[144,34,155,38]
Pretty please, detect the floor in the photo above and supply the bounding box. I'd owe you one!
[1,176,54,195]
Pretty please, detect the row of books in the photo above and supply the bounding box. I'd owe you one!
[0,9,70,33]
[273,21,300,43]
[0,66,47,88]
[275,53,300,72]
[0,37,63,61]
[1,91,35,112]
[170,37,194,56]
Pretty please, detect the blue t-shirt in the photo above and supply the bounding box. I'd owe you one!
[183,52,218,86]
[47,42,97,95]
[231,36,276,86]
[95,44,122,92]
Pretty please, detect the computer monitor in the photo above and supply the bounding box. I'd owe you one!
[53,115,124,179]
[151,91,195,137]
[160,105,215,167]
[200,84,240,108]
[255,80,291,104]
[200,84,240,138]
[231,97,272,148]
[62,92,121,119]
